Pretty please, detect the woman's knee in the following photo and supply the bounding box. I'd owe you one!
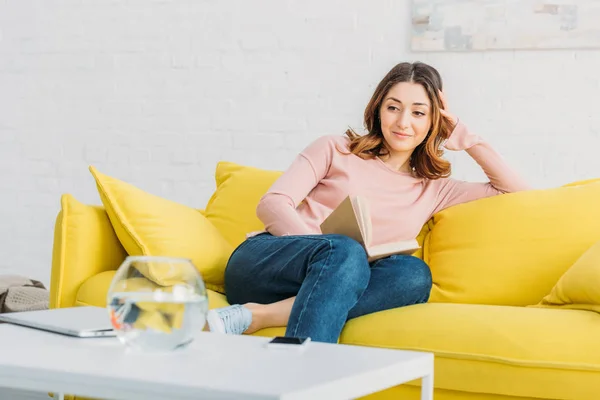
[385,255,432,295]
[325,234,366,253]
[410,257,432,288]
[405,257,432,302]
[313,234,370,284]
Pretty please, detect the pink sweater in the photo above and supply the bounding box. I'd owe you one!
[256,121,530,246]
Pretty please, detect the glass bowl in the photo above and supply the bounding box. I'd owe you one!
[106,256,209,352]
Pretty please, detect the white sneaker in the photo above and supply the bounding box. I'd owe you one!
[206,304,252,335]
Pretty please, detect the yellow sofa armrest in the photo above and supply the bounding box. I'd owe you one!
[50,194,127,309]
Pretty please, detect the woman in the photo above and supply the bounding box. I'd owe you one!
[206,61,530,343]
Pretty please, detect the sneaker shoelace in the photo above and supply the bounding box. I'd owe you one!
[218,305,251,335]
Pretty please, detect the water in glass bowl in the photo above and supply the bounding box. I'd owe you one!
[108,289,208,352]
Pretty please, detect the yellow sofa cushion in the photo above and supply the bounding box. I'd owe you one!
[50,194,127,309]
[89,166,233,293]
[425,182,600,306]
[76,270,286,338]
[204,161,282,248]
[76,270,231,310]
[341,303,600,400]
[535,240,600,313]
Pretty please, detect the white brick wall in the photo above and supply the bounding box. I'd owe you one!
[1,0,599,285]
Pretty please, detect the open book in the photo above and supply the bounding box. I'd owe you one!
[320,195,421,262]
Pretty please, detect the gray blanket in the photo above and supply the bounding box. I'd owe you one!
[0,275,49,314]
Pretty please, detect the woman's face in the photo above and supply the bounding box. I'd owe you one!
[379,81,432,157]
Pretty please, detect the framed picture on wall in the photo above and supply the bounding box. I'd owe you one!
[411,0,600,51]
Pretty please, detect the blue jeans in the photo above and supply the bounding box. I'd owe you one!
[224,233,432,343]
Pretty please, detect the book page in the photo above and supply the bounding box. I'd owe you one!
[366,239,421,262]
[320,196,365,246]
[352,196,372,247]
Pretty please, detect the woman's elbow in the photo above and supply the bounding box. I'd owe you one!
[256,194,272,223]
[510,179,533,193]
[256,193,293,222]
[497,181,533,195]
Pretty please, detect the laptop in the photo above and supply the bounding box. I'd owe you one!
[0,306,116,338]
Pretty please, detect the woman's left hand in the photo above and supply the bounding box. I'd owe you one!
[439,90,479,152]
[439,90,458,131]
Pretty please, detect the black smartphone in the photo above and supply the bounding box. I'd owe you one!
[266,336,311,349]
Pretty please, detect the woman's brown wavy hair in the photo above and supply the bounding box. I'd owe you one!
[343,62,454,180]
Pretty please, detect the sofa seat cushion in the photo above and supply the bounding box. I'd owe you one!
[340,303,600,400]
[75,271,287,338]
[76,271,230,310]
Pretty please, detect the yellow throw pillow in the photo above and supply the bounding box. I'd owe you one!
[204,161,282,248]
[89,166,233,293]
[534,240,600,312]
[562,178,600,187]
[426,181,600,306]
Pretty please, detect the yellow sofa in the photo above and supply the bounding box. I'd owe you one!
[50,162,600,400]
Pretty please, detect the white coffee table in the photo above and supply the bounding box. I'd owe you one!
[0,323,434,400]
